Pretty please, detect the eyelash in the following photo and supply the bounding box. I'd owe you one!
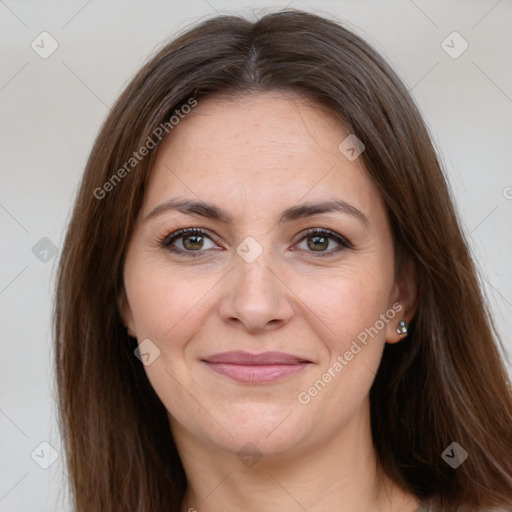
[158,227,354,258]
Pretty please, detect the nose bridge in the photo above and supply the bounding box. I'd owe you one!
[233,238,281,305]
[219,235,294,331]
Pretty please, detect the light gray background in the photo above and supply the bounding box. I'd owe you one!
[1,1,511,510]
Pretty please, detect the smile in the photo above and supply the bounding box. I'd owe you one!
[201,351,312,384]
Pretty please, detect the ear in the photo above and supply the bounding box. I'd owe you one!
[118,286,137,338]
[385,258,418,344]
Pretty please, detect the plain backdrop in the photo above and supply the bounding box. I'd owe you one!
[1,1,511,510]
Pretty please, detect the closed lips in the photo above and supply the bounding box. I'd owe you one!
[201,351,313,383]
[202,351,311,365]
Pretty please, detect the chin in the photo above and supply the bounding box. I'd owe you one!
[214,406,314,455]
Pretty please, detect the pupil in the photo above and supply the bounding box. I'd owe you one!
[308,235,328,251]
[184,234,203,250]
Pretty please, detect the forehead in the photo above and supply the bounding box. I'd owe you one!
[141,91,383,223]
[162,91,350,163]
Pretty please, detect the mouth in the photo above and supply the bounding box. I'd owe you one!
[201,351,312,384]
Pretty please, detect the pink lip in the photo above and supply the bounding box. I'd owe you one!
[202,351,312,384]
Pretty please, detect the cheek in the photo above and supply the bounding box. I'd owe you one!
[125,248,394,360]
[298,267,393,350]
[302,268,394,403]
[124,257,215,344]
[295,275,393,424]
[123,261,213,414]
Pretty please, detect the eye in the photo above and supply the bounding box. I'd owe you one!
[160,228,218,257]
[159,227,353,258]
[294,228,353,257]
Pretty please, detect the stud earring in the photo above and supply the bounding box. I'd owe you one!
[396,320,408,336]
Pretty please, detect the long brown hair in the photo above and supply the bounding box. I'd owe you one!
[54,9,512,511]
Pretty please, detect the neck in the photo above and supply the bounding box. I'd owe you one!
[172,400,420,512]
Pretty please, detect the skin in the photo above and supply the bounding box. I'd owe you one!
[121,91,418,512]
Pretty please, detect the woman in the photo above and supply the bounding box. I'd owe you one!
[54,9,512,512]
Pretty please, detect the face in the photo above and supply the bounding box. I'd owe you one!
[121,91,412,460]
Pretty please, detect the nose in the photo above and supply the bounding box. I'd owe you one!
[218,252,294,333]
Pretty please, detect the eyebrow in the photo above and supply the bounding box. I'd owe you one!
[144,198,369,227]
